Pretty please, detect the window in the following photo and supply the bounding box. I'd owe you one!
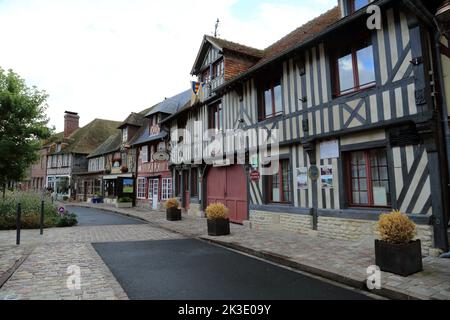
[162,178,173,200]
[122,128,128,143]
[141,146,149,163]
[335,37,376,96]
[267,159,292,204]
[347,0,369,14]
[258,77,283,120]
[62,155,69,167]
[56,144,62,152]
[346,149,391,207]
[191,168,198,197]
[137,178,147,199]
[209,103,224,131]
[213,60,224,79]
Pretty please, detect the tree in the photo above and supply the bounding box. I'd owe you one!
[0,68,52,197]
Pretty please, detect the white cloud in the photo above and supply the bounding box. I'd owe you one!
[0,0,337,131]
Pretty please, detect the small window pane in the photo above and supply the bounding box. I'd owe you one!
[274,84,283,114]
[360,192,369,204]
[265,89,273,117]
[357,45,376,87]
[338,53,355,93]
[354,0,369,11]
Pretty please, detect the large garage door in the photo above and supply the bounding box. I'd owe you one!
[207,165,248,224]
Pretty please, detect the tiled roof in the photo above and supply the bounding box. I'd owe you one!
[118,112,145,129]
[87,131,122,158]
[49,119,121,155]
[205,35,264,59]
[145,90,191,117]
[260,6,341,64]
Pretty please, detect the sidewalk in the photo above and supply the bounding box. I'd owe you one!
[68,202,450,301]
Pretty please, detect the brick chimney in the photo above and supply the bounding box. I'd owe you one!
[64,111,80,138]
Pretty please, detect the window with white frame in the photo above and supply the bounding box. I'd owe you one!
[162,178,173,200]
[142,146,149,163]
[137,178,147,199]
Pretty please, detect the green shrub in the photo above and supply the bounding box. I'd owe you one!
[0,191,78,230]
[118,197,133,203]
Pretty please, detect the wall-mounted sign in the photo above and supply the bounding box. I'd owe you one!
[321,165,334,189]
[320,140,340,160]
[308,165,320,181]
[150,125,161,136]
[297,167,308,190]
[153,151,170,162]
[123,179,134,194]
[250,170,261,182]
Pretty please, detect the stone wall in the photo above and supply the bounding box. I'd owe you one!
[249,211,435,256]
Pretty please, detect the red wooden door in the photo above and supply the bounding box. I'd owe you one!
[207,165,248,224]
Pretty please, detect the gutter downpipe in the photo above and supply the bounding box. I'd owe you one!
[404,0,449,250]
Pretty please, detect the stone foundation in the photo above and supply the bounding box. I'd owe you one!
[250,211,312,234]
[249,211,435,256]
[135,200,163,211]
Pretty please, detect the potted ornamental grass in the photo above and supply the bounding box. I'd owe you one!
[375,210,423,277]
[116,197,133,209]
[165,198,182,221]
[206,203,230,236]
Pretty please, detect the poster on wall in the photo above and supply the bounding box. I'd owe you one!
[123,179,134,194]
[297,168,308,190]
[321,165,334,189]
[320,140,339,160]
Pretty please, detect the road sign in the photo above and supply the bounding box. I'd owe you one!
[250,170,261,182]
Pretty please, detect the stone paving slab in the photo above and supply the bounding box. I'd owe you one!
[72,203,450,301]
[0,224,184,246]
[0,244,127,300]
[0,215,185,300]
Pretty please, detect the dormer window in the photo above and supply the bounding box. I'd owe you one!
[212,59,224,80]
[122,128,128,143]
[347,0,369,15]
[56,144,62,153]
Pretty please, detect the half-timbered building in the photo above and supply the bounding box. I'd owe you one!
[165,0,450,255]
[131,90,190,210]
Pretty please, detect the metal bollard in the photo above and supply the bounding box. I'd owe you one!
[16,203,21,245]
[40,200,45,235]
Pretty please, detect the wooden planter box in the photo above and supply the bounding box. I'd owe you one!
[375,240,423,277]
[207,219,230,236]
[166,208,182,221]
[116,202,133,209]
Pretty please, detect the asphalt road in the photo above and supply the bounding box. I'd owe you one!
[69,206,144,227]
[94,239,375,300]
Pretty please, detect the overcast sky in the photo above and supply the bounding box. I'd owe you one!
[0,0,337,132]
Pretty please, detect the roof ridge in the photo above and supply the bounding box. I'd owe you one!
[206,35,264,53]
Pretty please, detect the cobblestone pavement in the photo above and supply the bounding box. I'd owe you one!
[72,203,450,301]
[0,220,184,300]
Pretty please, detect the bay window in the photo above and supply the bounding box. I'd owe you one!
[345,149,391,207]
[334,37,376,96]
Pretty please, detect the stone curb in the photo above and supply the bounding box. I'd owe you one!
[65,203,429,301]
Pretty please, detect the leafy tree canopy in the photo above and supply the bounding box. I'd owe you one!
[0,68,52,188]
